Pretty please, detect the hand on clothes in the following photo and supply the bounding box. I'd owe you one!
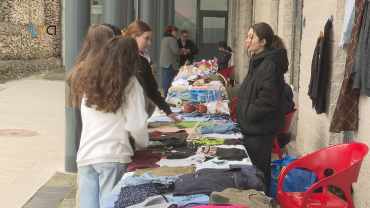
[168,113,181,123]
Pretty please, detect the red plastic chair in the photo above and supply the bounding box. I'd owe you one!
[229,97,238,122]
[271,109,298,159]
[218,65,235,87]
[277,142,369,208]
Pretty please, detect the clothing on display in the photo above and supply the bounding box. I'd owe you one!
[209,188,275,208]
[114,183,161,208]
[167,194,209,207]
[350,1,370,96]
[198,146,247,160]
[330,0,366,132]
[173,168,267,196]
[339,0,356,47]
[148,122,178,128]
[125,152,161,172]
[308,19,332,114]
[133,165,197,177]
[200,123,241,134]
[126,195,179,208]
[192,139,225,146]
[195,158,230,171]
[177,121,217,128]
[156,154,206,167]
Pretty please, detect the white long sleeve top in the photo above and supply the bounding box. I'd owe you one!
[76,77,149,167]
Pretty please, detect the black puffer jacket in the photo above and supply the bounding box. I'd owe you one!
[236,48,288,135]
[217,50,232,71]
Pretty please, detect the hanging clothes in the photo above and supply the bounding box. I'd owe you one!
[330,0,367,133]
[339,0,356,47]
[308,20,332,114]
[350,2,370,96]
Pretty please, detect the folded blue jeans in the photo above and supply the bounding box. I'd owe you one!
[200,123,241,134]
[167,194,209,207]
[123,171,179,186]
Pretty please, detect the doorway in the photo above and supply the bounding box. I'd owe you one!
[197,11,228,61]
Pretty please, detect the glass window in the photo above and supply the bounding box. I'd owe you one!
[91,0,103,25]
[200,0,228,11]
[202,17,225,43]
[175,0,197,43]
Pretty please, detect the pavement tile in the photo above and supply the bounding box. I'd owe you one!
[0,198,26,208]
[31,161,64,171]
[31,141,65,149]
[46,149,65,156]
[2,141,37,148]
[0,152,19,160]
[15,154,64,162]
[0,176,18,187]
[9,178,49,189]
[0,168,56,179]
[0,160,37,169]
[0,146,51,155]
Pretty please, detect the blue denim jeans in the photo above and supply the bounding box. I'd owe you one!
[167,194,209,207]
[200,123,240,134]
[79,162,128,208]
[163,65,178,98]
[123,171,179,186]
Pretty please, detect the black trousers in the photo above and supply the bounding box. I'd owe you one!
[244,132,276,195]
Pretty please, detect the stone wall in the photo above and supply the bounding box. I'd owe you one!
[228,0,252,85]
[0,0,61,82]
[0,57,61,83]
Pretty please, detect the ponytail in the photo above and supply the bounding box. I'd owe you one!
[272,35,286,50]
[226,46,232,52]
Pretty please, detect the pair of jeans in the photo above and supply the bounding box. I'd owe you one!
[163,65,178,98]
[244,132,276,196]
[200,123,240,134]
[123,172,179,186]
[79,162,128,208]
[167,194,209,207]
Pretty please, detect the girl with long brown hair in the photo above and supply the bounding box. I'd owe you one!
[76,36,149,208]
[66,25,115,151]
[236,22,288,195]
[122,20,181,122]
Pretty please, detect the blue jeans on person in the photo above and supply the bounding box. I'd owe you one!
[79,162,128,208]
[163,65,178,98]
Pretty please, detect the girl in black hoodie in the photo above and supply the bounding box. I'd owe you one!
[236,22,288,195]
[215,41,232,71]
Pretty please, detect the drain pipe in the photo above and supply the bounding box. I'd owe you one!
[290,0,297,86]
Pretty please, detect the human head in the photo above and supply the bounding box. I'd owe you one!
[218,41,232,52]
[101,23,122,36]
[78,36,140,114]
[180,29,189,42]
[121,20,152,52]
[164,25,179,38]
[245,22,286,54]
[75,25,115,64]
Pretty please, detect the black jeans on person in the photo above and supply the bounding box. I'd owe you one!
[244,132,276,195]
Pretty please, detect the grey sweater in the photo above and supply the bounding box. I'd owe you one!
[160,35,184,70]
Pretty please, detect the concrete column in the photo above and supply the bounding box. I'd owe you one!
[127,0,135,25]
[168,0,175,25]
[64,0,91,173]
[103,0,127,30]
[139,0,156,60]
[155,0,169,86]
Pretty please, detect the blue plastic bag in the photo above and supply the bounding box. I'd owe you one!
[269,155,318,200]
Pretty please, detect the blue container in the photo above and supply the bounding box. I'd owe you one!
[198,93,206,101]
[189,102,199,105]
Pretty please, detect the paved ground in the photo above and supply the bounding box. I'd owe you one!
[0,68,70,208]
[0,69,300,208]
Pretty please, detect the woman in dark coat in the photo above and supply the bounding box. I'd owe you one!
[236,22,288,195]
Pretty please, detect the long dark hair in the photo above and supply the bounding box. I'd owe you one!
[250,22,286,50]
[66,25,114,108]
[218,41,232,52]
[77,36,141,114]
